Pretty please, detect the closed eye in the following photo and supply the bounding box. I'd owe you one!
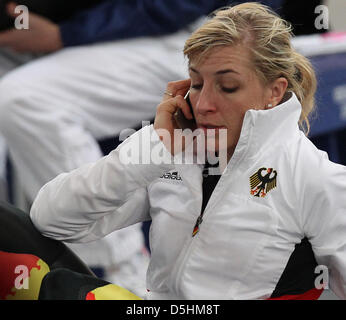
[191,84,203,90]
[191,84,238,93]
[222,87,238,93]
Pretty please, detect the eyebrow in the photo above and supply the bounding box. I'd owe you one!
[189,67,240,76]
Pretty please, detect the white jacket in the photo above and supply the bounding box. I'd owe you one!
[30,93,346,300]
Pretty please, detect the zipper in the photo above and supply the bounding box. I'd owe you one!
[173,198,220,295]
[173,231,198,296]
[192,212,204,237]
[175,168,235,296]
[173,172,229,296]
[172,118,251,296]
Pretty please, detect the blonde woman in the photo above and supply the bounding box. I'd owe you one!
[31,3,346,300]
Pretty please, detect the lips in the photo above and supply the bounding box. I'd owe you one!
[198,124,227,134]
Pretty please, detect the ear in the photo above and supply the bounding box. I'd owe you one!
[267,77,288,107]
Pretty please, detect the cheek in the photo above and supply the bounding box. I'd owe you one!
[229,79,266,108]
[221,102,247,130]
[189,90,200,106]
[220,104,248,147]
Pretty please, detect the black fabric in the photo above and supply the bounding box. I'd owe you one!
[39,268,109,300]
[0,0,102,31]
[191,161,221,235]
[0,201,94,276]
[270,237,319,298]
[201,161,221,214]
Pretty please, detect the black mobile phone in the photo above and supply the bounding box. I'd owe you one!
[173,91,197,130]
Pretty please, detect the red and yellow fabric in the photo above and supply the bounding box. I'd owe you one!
[86,284,142,300]
[0,251,50,300]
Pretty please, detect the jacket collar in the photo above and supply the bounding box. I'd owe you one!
[175,92,302,182]
[227,92,302,171]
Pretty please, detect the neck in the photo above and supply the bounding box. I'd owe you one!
[227,147,236,162]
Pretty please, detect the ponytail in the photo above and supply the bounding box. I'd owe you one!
[289,51,317,135]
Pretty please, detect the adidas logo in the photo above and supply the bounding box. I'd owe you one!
[160,171,182,181]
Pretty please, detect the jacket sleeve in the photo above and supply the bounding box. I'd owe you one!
[59,0,284,47]
[294,139,346,299]
[30,125,175,243]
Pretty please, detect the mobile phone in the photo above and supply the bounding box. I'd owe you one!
[173,91,197,130]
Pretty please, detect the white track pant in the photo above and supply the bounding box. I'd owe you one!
[0,49,35,201]
[0,31,189,201]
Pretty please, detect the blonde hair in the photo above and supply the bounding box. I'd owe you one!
[184,2,317,134]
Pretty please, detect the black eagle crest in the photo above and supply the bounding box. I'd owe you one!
[250,167,277,197]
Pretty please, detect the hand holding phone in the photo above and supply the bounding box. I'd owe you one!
[154,79,195,156]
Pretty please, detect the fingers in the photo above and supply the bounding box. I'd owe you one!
[158,95,193,120]
[162,79,191,102]
[0,3,24,47]
[6,2,20,18]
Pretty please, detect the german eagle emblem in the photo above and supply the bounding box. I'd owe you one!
[250,167,277,198]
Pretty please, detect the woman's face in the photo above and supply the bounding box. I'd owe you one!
[188,45,272,158]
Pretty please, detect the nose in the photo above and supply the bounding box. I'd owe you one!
[193,86,217,116]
